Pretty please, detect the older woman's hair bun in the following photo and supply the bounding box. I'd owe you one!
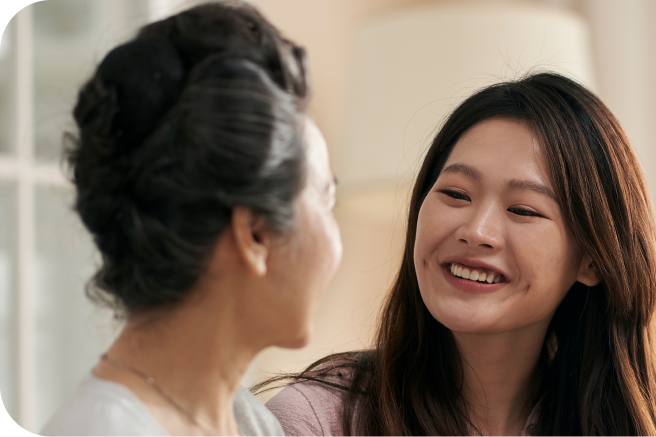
[90,38,185,148]
[67,1,310,315]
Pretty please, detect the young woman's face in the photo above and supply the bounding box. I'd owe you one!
[414,118,582,334]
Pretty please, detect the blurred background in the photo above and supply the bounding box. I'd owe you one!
[0,0,654,433]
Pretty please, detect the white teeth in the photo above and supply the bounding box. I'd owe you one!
[450,263,503,284]
[470,271,479,281]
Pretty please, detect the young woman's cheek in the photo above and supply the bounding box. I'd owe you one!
[508,220,576,296]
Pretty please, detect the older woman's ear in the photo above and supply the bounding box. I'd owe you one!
[576,255,600,286]
[231,206,270,277]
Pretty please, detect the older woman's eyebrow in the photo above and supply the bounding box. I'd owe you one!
[508,179,557,201]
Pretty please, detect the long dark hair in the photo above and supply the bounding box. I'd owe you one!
[256,72,656,435]
[67,2,310,316]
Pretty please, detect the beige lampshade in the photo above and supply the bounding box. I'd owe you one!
[337,1,596,194]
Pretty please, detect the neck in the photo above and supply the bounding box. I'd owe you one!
[97,283,258,435]
[452,322,548,436]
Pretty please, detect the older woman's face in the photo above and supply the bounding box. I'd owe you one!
[414,118,582,335]
[267,117,343,348]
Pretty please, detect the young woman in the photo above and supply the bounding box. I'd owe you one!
[264,72,656,435]
[42,2,342,436]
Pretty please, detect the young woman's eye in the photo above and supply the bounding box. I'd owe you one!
[508,207,541,217]
[439,190,470,201]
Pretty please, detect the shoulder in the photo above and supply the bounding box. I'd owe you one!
[234,386,284,436]
[40,373,168,436]
[265,368,353,436]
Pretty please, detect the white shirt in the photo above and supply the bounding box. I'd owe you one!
[41,373,284,436]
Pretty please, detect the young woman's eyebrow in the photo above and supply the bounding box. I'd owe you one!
[442,163,556,201]
[441,163,482,180]
[508,179,557,202]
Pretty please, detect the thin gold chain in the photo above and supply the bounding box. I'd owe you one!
[101,353,216,436]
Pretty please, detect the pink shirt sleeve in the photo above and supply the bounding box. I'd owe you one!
[265,382,345,436]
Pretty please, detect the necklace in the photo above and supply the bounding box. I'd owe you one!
[100,353,216,436]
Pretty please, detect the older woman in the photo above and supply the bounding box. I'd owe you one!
[42,2,342,435]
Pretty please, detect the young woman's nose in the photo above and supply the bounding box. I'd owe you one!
[454,202,503,249]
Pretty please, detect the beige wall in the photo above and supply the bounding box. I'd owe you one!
[257,0,656,180]
[581,0,656,192]
[254,0,437,165]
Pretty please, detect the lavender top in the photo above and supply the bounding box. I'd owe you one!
[266,375,539,436]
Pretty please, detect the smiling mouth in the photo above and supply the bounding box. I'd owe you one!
[449,263,505,284]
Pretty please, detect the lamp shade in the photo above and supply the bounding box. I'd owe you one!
[337,1,595,193]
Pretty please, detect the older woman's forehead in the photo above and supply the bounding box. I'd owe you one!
[303,117,331,177]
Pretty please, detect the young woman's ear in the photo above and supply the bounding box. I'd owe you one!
[576,254,601,286]
[231,206,270,277]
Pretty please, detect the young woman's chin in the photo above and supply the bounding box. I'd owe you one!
[431,306,503,335]
[428,292,556,336]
